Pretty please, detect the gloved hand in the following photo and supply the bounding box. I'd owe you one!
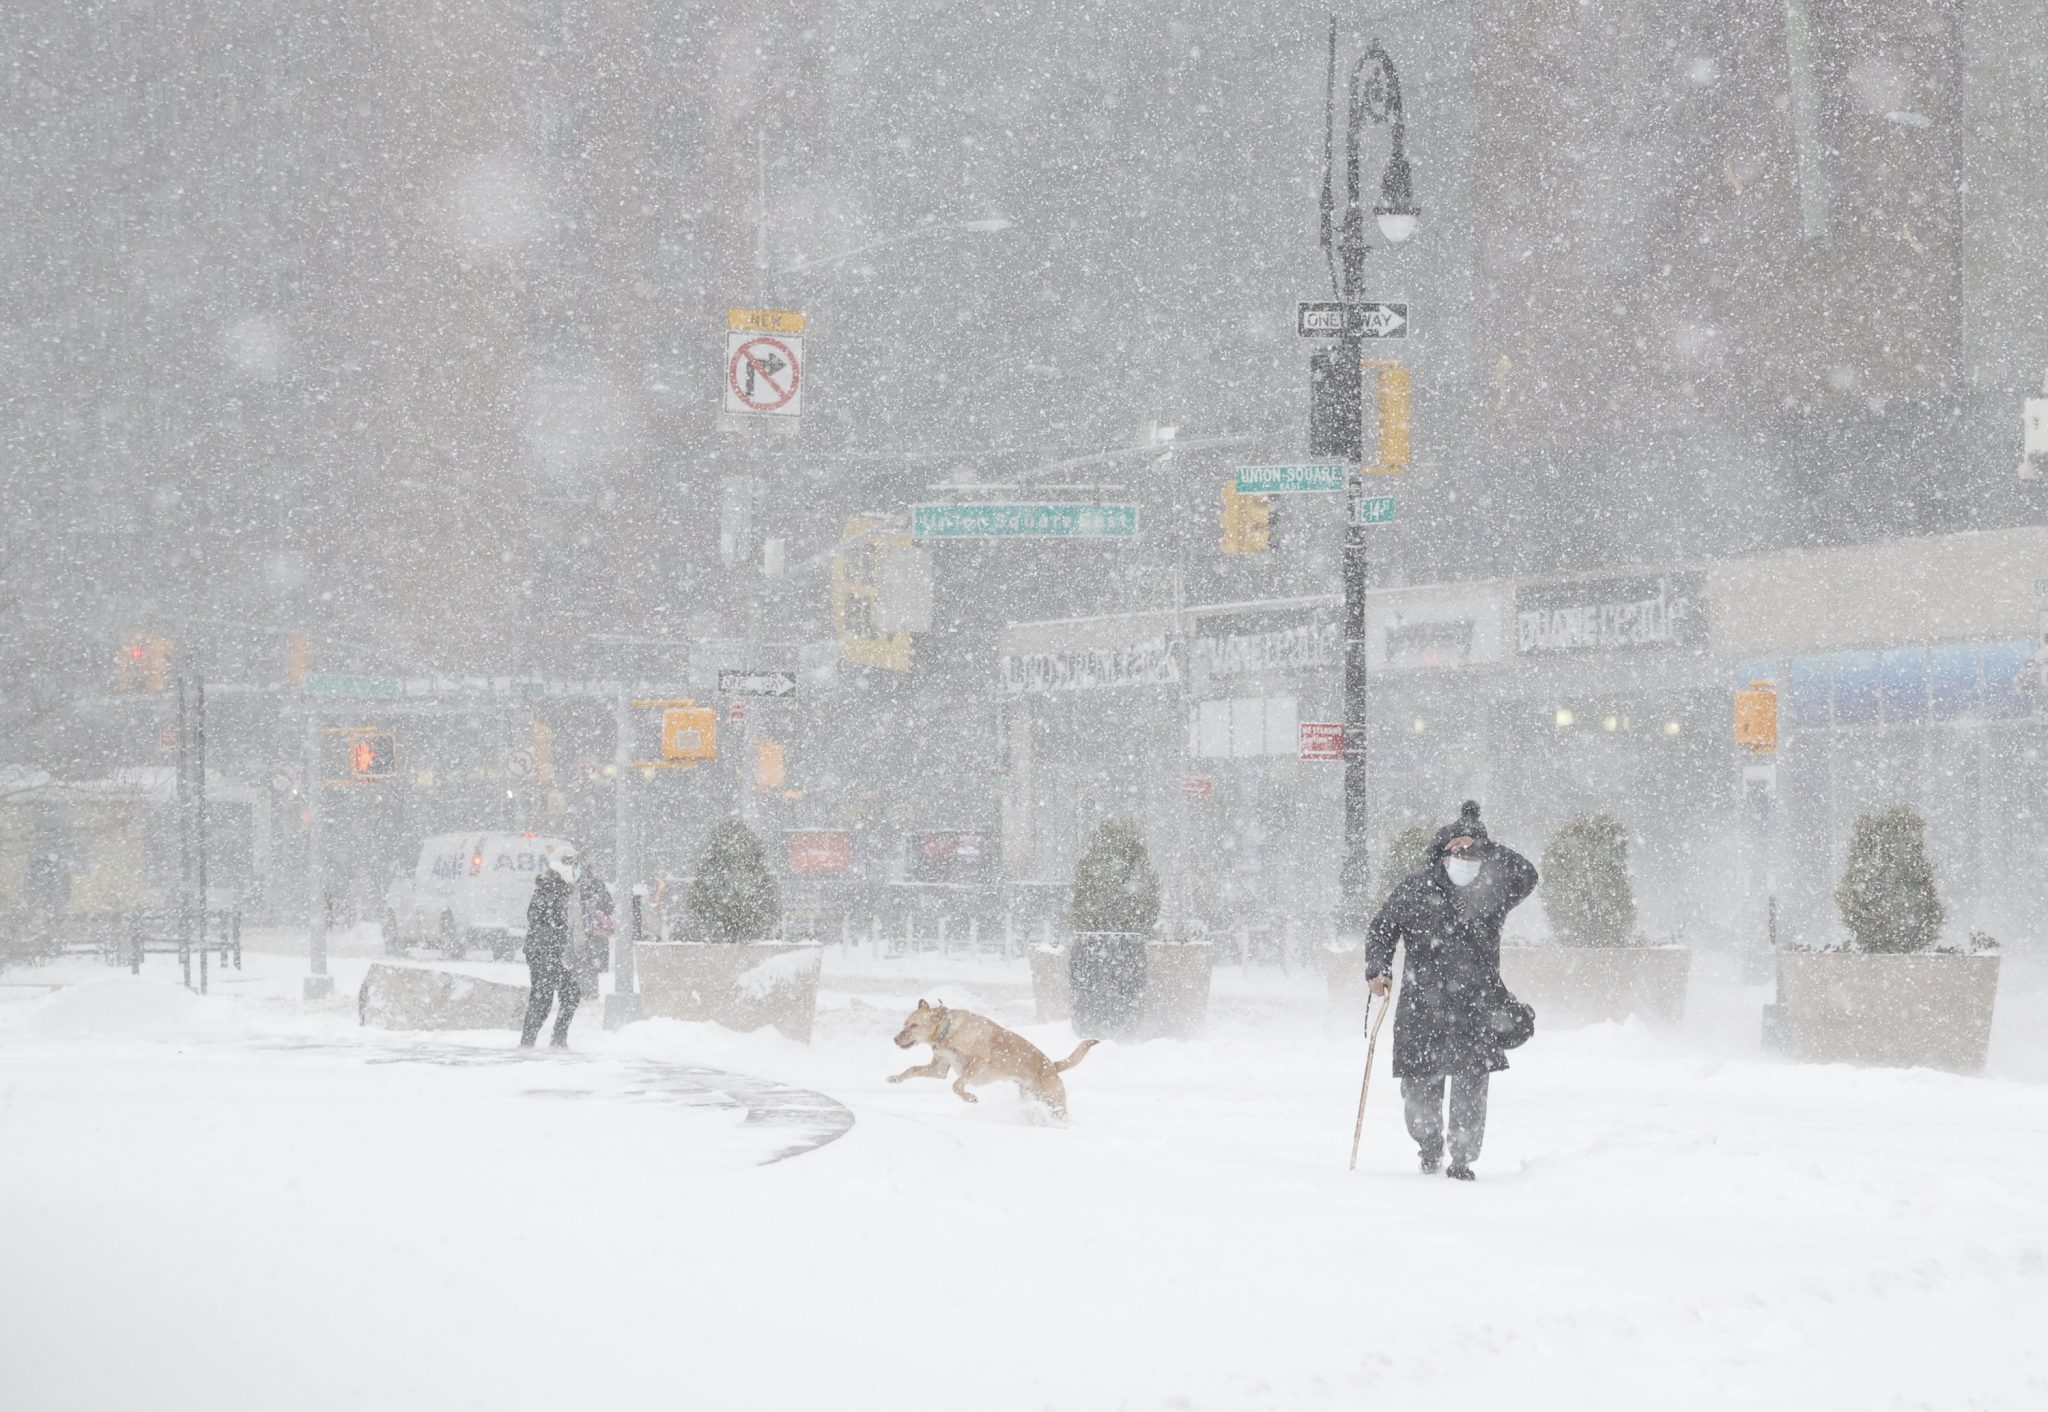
[1368,974,1391,999]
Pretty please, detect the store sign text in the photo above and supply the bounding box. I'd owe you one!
[1515,573,1705,656]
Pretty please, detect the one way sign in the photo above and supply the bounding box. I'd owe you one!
[718,669,798,699]
[1297,300,1411,339]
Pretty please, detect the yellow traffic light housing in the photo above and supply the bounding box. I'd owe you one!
[1363,360,1411,474]
[754,739,786,793]
[1734,681,1778,754]
[287,634,312,687]
[1219,484,1274,554]
[117,634,173,692]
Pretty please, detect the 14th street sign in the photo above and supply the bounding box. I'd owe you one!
[718,669,798,698]
[1297,300,1411,339]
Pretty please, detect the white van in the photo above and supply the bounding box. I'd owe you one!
[382,833,578,960]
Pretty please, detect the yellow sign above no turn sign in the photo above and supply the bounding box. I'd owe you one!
[728,306,807,334]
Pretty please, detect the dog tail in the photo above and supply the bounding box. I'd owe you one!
[1053,1038,1099,1073]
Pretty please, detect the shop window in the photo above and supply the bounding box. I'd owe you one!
[1229,698,1264,759]
[1879,648,1926,723]
[1833,651,1879,727]
[1982,640,2036,719]
[1263,697,1299,757]
[1195,701,1231,758]
[1786,656,1831,726]
[1927,643,1979,721]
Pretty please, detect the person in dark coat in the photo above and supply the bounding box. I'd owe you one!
[1365,800,1537,1181]
[520,861,579,1048]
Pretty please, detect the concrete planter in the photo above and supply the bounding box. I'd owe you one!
[1029,940,1213,1039]
[1498,945,1691,1027]
[636,941,823,1043]
[358,963,529,1031]
[1766,951,2000,1073]
[1029,944,1073,1023]
[1139,941,1213,1040]
[1322,943,1368,1020]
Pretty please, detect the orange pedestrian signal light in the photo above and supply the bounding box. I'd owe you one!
[1734,681,1778,754]
[347,730,397,780]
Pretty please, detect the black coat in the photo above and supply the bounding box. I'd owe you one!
[526,869,573,957]
[1365,844,1538,1078]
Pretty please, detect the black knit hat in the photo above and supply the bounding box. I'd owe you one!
[1429,800,1489,856]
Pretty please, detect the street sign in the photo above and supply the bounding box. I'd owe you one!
[1298,722,1345,761]
[1355,494,1397,526]
[718,669,798,698]
[1183,775,1214,797]
[1297,300,1410,339]
[303,673,401,699]
[911,503,1139,540]
[728,306,807,335]
[1234,463,1347,495]
[725,331,803,417]
[504,746,537,782]
[2034,577,2048,596]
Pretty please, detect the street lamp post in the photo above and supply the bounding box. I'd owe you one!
[1318,28,1419,942]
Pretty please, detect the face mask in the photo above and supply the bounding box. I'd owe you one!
[1445,856,1481,887]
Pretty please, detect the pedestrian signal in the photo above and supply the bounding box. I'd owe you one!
[1734,682,1777,754]
[116,634,173,692]
[348,730,397,780]
[660,704,718,763]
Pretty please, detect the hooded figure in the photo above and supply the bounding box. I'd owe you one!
[520,862,579,1048]
[1365,800,1537,1180]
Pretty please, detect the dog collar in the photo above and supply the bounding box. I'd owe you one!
[935,1011,954,1043]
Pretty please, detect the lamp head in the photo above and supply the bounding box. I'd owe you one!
[1374,152,1418,244]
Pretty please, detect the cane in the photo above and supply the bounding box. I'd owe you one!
[1348,983,1393,1171]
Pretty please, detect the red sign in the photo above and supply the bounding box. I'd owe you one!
[1299,722,1346,762]
[728,336,801,411]
[787,831,852,874]
[730,697,747,725]
[1183,775,1214,796]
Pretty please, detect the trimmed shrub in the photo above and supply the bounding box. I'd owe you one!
[1540,814,1639,948]
[1836,806,1944,953]
[1372,824,1435,914]
[1069,818,1161,936]
[684,819,782,943]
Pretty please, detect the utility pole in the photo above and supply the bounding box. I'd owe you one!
[1315,23,1419,941]
[303,702,332,999]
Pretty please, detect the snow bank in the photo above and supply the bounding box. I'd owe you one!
[16,974,237,1041]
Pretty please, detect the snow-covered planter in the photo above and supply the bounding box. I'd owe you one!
[1138,939,1212,1040]
[1764,808,1999,1071]
[1029,943,1072,1023]
[1766,950,1999,1072]
[636,941,822,1043]
[1497,944,1690,1027]
[357,963,529,1032]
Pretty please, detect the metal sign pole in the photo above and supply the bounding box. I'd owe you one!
[304,703,332,999]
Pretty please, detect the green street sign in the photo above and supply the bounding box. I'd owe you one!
[1355,494,1397,526]
[1234,463,1347,495]
[303,673,402,699]
[912,503,1139,540]
[2035,577,2047,596]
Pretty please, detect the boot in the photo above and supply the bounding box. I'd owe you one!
[1445,1162,1475,1182]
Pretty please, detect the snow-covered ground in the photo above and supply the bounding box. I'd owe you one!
[5,935,2047,1411]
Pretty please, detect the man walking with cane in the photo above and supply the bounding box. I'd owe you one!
[1364,801,1537,1181]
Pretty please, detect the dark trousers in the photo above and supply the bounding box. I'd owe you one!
[1401,1073,1490,1166]
[521,947,580,1047]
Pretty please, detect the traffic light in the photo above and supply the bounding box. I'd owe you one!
[116,634,173,692]
[348,730,398,780]
[1219,485,1273,554]
[1366,361,1412,473]
[287,634,312,687]
[1309,347,1363,460]
[1734,681,1778,754]
[754,739,786,793]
